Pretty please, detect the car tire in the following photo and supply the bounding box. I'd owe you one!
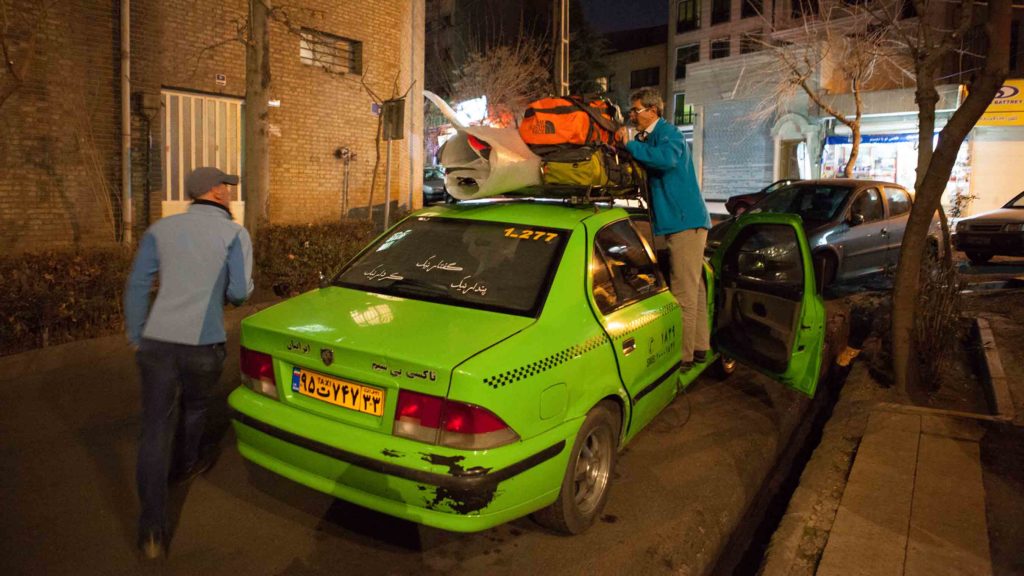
[713,354,737,380]
[966,251,992,265]
[533,401,620,535]
[812,253,837,291]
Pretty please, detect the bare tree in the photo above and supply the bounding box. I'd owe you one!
[750,0,910,176]
[882,0,1012,392]
[451,38,550,127]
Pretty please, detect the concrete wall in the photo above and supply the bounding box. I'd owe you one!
[0,0,423,254]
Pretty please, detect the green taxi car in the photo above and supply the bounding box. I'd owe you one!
[229,200,825,534]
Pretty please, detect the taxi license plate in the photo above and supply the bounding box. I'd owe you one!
[291,368,385,416]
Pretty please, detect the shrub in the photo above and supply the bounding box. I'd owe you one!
[254,220,381,297]
[913,256,967,388]
[0,249,132,355]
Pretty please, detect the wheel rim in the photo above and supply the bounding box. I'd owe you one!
[572,424,614,515]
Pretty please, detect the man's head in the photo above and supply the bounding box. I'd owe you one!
[186,167,239,206]
[628,87,664,132]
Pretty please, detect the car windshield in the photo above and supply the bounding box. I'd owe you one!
[334,217,569,316]
[1005,190,1024,209]
[753,185,852,222]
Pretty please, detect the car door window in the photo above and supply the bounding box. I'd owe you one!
[884,187,911,217]
[850,188,884,223]
[592,220,665,314]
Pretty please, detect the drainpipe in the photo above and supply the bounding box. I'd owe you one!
[121,0,132,244]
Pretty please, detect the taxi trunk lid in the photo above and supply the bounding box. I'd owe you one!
[240,286,533,430]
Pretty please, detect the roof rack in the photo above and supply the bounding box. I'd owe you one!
[450,182,647,207]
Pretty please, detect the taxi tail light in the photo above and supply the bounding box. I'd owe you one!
[393,390,518,449]
[240,346,279,399]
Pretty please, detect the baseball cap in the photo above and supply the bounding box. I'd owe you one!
[186,166,240,199]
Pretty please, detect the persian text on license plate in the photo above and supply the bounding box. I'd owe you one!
[292,368,385,416]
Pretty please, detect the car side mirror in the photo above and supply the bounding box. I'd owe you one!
[848,213,865,227]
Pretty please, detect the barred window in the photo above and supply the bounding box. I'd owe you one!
[674,93,695,126]
[711,37,731,59]
[300,28,363,74]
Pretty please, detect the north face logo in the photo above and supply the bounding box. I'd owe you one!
[532,121,556,134]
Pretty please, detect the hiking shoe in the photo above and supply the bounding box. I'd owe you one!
[174,451,215,485]
[138,530,166,562]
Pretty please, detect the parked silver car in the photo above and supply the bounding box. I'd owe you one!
[952,190,1024,264]
[708,179,940,288]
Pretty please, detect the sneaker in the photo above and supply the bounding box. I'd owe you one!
[138,529,166,562]
[693,350,708,363]
[174,450,215,485]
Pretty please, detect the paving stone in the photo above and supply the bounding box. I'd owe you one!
[817,411,920,576]
[904,433,991,576]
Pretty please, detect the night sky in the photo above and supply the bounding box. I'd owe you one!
[580,0,667,33]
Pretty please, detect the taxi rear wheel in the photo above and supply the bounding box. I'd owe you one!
[533,401,620,534]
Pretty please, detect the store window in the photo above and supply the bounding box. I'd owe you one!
[884,187,911,216]
[678,0,701,33]
[676,43,700,79]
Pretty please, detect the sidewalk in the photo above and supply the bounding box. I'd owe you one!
[817,406,992,576]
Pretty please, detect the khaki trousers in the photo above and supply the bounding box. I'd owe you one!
[666,228,710,362]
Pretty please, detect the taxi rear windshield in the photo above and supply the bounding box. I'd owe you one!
[334,217,570,316]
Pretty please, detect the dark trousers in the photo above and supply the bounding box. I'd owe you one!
[135,338,225,539]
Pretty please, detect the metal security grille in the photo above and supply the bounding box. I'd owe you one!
[161,90,243,203]
[300,28,363,75]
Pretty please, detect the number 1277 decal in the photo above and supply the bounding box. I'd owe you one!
[504,228,558,242]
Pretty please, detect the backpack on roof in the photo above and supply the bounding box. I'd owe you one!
[519,96,622,147]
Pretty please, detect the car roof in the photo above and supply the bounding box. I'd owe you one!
[789,179,905,189]
[415,198,624,229]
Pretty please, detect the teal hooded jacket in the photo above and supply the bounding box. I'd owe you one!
[625,118,711,236]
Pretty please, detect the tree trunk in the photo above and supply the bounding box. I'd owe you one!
[244,0,271,237]
[891,0,1012,394]
[844,121,861,177]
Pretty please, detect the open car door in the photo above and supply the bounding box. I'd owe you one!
[710,213,826,397]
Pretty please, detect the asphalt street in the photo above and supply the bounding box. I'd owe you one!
[0,304,815,576]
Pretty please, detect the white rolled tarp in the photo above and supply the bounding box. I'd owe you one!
[424,91,542,200]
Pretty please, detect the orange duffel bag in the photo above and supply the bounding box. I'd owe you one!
[519,96,622,147]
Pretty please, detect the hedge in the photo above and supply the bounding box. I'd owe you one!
[0,219,388,356]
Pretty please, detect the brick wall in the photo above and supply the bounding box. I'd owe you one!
[0,0,121,252]
[0,0,423,253]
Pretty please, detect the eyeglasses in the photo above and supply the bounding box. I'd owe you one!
[628,106,652,115]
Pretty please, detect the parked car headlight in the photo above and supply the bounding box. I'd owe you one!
[955,221,967,233]
[1005,223,1024,232]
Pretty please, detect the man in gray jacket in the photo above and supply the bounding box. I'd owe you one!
[125,166,253,561]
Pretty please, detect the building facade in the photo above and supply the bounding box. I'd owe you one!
[0,0,424,253]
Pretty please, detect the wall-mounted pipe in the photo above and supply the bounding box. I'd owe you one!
[121,0,132,244]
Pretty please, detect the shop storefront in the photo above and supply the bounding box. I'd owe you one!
[821,130,970,213]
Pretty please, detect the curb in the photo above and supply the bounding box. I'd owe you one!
[974,317,1016,422]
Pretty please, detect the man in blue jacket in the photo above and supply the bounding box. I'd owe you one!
[124,166,253,561]
[618,88,711,369]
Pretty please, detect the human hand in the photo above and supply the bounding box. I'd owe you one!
[615,127,630,144]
